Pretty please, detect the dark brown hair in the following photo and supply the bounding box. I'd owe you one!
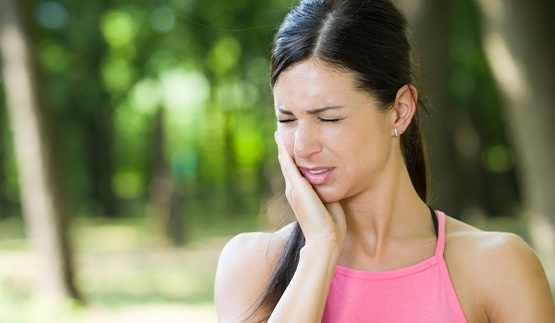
[249,0,429,320]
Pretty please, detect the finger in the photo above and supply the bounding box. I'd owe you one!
[274,131,305,184]
[274,131,320,209]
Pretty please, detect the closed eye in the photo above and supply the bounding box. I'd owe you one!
[278,119,296,124]
[319,118,342,123]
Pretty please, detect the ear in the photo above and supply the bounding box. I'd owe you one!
[391,84,417,137]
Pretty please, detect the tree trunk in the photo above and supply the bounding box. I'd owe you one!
[474,0,555,284]
[147,107,184,246]
[0,0,80,303]
[0,116,12,211]
[76,1,118,218]
[84,109,117,217]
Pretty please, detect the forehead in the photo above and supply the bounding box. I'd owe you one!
[273,59,361,109]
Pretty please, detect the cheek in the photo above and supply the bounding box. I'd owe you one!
[335,128,384,163]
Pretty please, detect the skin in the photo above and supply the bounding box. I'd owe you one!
[214,59,555,322]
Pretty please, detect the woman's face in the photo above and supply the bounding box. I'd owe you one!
[273,59,396,203]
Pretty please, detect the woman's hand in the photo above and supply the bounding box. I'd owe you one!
[275,132,346,251]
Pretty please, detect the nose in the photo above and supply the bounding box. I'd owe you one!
[293,122,322,159]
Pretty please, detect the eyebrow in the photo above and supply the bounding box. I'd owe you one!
[276,106,344,115]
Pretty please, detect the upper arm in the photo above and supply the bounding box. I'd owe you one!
[480,233,555,322]
[214,232,279,322]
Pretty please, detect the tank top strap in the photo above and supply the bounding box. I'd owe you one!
[434,210,446,256]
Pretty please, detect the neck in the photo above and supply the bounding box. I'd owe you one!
[338,160,432,263]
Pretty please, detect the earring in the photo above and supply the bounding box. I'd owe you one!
[394,127,399,138]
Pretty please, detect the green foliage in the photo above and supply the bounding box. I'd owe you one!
[0,0,289,220]
[446,0,519,215]
[0,0,525,221]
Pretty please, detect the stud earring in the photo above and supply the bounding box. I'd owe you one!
[394,127,399,138]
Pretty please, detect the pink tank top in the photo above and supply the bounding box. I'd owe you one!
[322,211,467,322]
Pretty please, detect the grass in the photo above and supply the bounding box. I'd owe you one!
[1,211,553,322]
[0,212,259,323]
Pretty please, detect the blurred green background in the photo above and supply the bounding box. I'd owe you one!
[0,0,554,322]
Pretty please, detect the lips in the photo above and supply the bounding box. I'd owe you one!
[299,167,335,185]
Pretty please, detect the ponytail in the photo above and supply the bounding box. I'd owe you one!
[401,100,429,202]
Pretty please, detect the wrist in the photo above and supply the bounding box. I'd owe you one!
[301,241,342,264]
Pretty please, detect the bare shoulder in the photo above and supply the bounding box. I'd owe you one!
[214,223,295,322]
[444,215,543,270]
[445,215,534,258]
[444,215,555,323]
[216,222,295,270]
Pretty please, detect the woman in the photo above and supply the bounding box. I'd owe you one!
[215,0,555,322]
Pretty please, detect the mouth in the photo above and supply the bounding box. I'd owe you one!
[299,167,335,185]
[307,168,331,174]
